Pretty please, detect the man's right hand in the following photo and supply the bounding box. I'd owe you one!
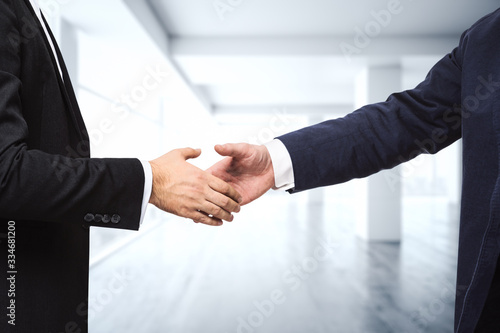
[149,148,242,226]
[207,143,276,205]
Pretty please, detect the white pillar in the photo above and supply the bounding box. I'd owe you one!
[355,65,402,242]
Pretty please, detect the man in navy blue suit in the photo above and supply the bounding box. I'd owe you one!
[208,8,500,333]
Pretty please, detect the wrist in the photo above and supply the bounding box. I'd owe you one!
[148,161,159,205]
[262,145,276,187]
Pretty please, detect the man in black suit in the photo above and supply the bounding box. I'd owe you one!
[209,8,500,333]
[0,0,241,332]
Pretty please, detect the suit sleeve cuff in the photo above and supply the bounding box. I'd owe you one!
[264,139,295,191]
[140,160,153,225]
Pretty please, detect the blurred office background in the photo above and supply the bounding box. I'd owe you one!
[42,0,498,332]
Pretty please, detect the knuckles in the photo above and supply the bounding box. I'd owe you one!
[211,206,224,218]
[218,196,230,208]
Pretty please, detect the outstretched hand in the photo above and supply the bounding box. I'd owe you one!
[149,148,242,226]
[207,143,275,205]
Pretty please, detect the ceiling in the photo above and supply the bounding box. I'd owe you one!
[149,0,497,37]
[60,0,500,119]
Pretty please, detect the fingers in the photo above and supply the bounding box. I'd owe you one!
[200,178,241,221]
[178,147,202,160]
[150,147,243,226]
[208,174,243,204]
[214,143,249,159]
[189,175,241,225]
[201,200,235,222]
[191,211,224,227]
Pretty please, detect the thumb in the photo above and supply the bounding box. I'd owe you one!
[214,143,249,159]
[179,147,202,160]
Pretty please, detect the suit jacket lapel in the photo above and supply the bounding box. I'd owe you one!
[22,1,65,90]
[22,0,90,156]
[40,13,90,153]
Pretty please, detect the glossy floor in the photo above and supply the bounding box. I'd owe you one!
[89,192,459,333]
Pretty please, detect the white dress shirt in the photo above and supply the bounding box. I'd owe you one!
[264,139,295,191]
[29,0,152,224]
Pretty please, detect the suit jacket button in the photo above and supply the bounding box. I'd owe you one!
[95,214,103,223]
[84,214,94,222]
[102,215,111,223]
[111,214,121,224]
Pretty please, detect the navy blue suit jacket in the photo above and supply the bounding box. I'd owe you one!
[279,8,500,332]
[0,0,144,331]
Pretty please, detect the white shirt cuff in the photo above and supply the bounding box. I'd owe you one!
[140,160,153,225]
[264,139,295,191]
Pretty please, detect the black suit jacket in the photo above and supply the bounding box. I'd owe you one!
[279,8,500,332]
[0,0,145,331]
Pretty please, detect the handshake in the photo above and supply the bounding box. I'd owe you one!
[148,143,275,226]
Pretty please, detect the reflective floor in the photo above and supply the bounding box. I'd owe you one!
[88,191,459,333]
